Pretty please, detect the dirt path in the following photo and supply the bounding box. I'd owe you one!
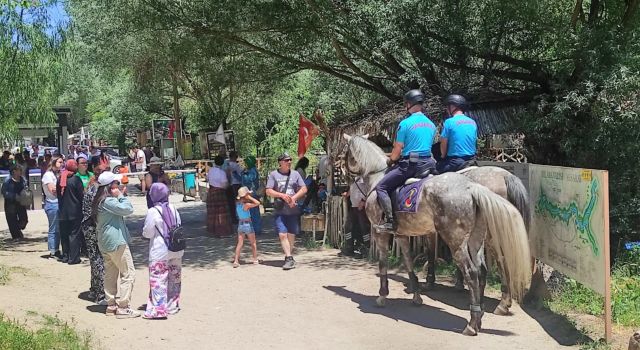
[0,193,584,349]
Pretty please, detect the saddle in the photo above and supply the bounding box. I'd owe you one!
[394,165,480,214]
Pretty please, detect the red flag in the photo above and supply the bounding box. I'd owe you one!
[298,114,320,157]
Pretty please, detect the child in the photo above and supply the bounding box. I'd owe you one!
[233,186,261,268]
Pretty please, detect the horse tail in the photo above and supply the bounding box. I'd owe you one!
[470,183,532,302]
[505,173,531,231]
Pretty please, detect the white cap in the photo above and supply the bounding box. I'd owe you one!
[97,171,123,186]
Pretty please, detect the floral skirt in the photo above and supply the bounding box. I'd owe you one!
[144,258,182,319]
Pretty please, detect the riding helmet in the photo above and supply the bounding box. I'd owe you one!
[403,89,425,106]
[444,94,469,111]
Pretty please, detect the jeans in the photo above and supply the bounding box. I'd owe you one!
[436,155,476,174]
[44,201,60,254]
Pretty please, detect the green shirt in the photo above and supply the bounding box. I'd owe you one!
[96,195,134,253]
[76,171,94,188]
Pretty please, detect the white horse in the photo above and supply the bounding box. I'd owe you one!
[341,134,531,336]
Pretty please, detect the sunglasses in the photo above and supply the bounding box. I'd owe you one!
[281,159,292,162]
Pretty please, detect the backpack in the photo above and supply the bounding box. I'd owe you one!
[154,207,186,252]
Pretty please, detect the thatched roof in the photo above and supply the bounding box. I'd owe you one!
[329,96,532,158]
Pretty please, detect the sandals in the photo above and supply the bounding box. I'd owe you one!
[233,261,240,268]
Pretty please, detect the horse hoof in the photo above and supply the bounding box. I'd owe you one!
[424,282,436,291]
[376,296,386,307]
[462,325,478,336]
[494,305,510,316]
[412,294,423,306]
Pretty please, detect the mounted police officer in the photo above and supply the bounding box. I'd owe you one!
[436,94,478,174]
[375,89,437,230]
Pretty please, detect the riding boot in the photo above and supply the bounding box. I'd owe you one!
[376,194,395,231]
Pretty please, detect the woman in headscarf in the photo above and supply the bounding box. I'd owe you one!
[142,183,184,319]
[241,155,262,234]
[56,159,85,264]
[81,164,107,304]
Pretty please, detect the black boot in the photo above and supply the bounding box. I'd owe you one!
[375,196,395,231]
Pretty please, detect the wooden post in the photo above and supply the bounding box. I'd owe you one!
[603,171,612,343]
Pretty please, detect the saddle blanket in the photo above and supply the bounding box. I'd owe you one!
[396,177,431,213]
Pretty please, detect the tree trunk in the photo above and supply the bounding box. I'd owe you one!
[622,0,640,31]
[172,71,183,159]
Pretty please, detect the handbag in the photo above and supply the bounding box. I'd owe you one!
[154,207,186,252]
[17,187,33,208]
[273,173,291,211]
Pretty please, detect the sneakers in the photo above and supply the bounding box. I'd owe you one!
[115,307,141,319]
[282,256,296,270]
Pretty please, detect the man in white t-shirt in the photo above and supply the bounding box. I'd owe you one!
[133,145,147,192]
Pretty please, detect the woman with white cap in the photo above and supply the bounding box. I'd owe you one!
[92,171,139,318]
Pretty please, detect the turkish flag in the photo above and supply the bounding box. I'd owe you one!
[298,114,320,157]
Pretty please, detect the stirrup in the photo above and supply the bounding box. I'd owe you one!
[374,219,394,232]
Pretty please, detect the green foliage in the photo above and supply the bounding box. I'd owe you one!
[548,251,640,327]
[0,314,91,350]
[0,0,67,139]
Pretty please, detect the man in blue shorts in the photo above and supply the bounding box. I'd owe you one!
[266,152,307,270]
[375,89,437,231]
[437,94,478,174]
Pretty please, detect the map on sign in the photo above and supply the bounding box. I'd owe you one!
[529,165,608,295]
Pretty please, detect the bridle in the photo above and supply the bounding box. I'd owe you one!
[340,140,386,199]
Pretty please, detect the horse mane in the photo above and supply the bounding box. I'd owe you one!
[349,136,387,176]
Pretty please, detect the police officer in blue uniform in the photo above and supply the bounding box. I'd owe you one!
[375,89,437,230]
[436,94,478,174]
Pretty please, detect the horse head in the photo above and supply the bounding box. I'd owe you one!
[341,133,385,180]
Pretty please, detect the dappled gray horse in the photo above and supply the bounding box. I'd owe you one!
[423,166,531,316]
[342,134,531,336]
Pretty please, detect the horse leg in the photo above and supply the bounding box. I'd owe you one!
[397,236,422,305]
[478,263,488,331]
[494,258,512,316]
[424,233,436,291]
[374,231,391,307]
[458,257,483,336]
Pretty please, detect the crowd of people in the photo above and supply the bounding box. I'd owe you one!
[1,143,184,320]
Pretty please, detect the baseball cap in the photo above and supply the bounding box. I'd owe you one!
[97,171,123,186]
[278,152,292,162]
[237,186,253,199]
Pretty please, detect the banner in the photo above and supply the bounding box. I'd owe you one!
[298,114,320,157]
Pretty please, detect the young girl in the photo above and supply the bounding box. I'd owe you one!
[233,186,261,268]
